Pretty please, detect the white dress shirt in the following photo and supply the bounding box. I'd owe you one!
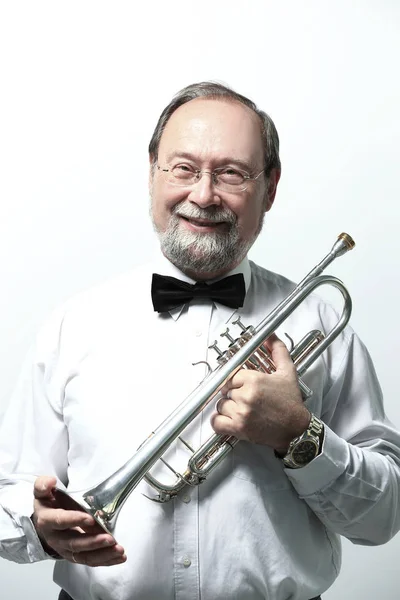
[1,254,400,600]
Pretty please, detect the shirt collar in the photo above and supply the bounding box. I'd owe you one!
[151,251,252,321]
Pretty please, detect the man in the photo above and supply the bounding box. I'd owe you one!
[1,82,399,600]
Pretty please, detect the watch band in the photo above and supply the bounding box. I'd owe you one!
[282,414,324,469]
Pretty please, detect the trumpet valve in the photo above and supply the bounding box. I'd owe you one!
[208,340,231,367]
[232,316,247,332]
[220,328,236,345]
[208,340,223,357]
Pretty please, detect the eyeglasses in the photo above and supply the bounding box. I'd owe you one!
[157,164,265,193]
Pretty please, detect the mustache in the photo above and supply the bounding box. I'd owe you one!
[172,203,237,225]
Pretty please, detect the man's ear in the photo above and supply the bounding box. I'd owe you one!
[264,168,281,212]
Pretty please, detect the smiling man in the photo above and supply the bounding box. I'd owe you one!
[1,82,400,600]
[150,96,279,279]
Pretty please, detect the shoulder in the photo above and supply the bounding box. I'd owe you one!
[62,265,152,321]
[65,264,151,313]
[36,264,154,352]
[249,260,296,296]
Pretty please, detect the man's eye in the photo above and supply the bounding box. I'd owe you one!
[218,168,245,183]
[174,164,195,173]
[171,164,197,179]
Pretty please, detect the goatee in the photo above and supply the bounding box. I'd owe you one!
[151,203,263,277]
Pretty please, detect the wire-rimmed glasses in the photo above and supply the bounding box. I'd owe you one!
[157,164,265,193]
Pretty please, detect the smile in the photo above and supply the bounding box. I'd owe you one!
[178,215,227,232]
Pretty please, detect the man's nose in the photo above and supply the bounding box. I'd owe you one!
[187,172,221,207]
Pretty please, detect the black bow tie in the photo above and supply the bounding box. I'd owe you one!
[151,273,246,313]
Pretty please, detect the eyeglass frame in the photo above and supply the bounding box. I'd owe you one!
[156,164,265,193]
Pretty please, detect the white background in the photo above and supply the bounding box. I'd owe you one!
[0,1,399,598]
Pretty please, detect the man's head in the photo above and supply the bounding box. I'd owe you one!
[149,82,281,280]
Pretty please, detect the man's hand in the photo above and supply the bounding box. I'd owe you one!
[32,476,127,567]
[211,334,311,452]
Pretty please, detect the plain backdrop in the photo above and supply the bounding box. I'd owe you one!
[0,1,399,599]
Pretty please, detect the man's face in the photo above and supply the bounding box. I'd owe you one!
[149,98,279,279]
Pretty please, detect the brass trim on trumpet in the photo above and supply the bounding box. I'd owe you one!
[338,232,355,251]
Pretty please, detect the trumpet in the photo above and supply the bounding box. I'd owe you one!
[54,233,355,533]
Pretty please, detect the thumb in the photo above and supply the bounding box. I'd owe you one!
[34,476,57,500]
[265,334,294,374]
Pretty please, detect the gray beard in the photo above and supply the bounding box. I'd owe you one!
[151,203,264,276]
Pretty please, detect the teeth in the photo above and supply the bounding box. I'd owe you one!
[187,219,218,226]
[178,215,223,227]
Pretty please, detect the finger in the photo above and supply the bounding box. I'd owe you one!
[34,476,57,500]
[79,521,108,535]
[220,377,243,396]
[49,529,116,553]
[35,506,95,533]
[221,368,258,394]
[215,398,237,418]
[265,334,294,373]
[215,398,235,416]
[100,554,128,567]
[68,544,126,567]
[52,509,95,531]
[91,552,128,567]
[211,412,235,436]
[215,394,231,413]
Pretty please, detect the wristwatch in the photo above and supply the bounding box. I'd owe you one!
[282,414,324,469]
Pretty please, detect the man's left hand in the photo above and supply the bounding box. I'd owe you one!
[210,334,311,453]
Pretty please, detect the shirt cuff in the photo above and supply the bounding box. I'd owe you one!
[0,482,63,563]
[23,514,62,561]
[284,425,350,497]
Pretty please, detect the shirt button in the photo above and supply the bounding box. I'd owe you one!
[182,556,192,567]
[181,494,191,504]
[194,329,202,337]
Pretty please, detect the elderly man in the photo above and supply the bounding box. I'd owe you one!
[1,82,400,600]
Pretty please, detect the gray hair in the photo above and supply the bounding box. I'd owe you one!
[148,81,281,176]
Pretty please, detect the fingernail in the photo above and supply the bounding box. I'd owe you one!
[103,538,114,546]
[83,518,93,525]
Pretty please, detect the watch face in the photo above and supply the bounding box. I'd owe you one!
[292,440,318,466]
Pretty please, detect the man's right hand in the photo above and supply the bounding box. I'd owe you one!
[32,476,127,567]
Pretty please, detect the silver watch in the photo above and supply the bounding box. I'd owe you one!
[282,414,324,469]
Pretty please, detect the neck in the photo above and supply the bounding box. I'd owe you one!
[164,253,242,282]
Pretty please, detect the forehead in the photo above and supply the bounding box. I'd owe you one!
[158,98,264,165]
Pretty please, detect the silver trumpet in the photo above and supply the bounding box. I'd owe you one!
[54,233,355,533]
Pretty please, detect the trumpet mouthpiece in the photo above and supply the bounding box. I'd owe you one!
[339,232,355,250]
[332,232,355,258]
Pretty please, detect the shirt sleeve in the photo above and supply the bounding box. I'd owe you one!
[0,308,69,563]
[286,330,400,546]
